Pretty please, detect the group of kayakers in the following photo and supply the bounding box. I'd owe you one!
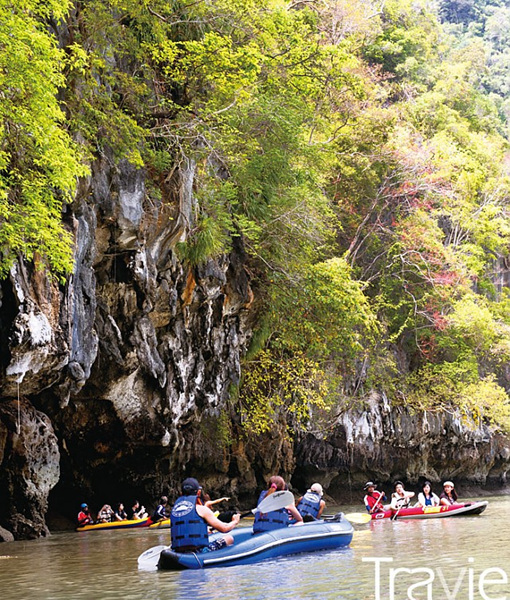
[77,497,168,527]
[363,479,460,514]
[169,475,327,554]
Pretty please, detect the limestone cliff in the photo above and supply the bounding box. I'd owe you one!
[1,156,509,540]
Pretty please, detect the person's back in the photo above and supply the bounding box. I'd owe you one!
[253,476,302,534]
[296,483,325,520]
[152,496,169,522]
[170,478,240,553]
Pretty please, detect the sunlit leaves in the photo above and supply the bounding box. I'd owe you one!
[0,0,88,279]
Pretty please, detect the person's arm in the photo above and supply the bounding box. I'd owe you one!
[286,504,303,523]
[318,500,326,518]
[197,504,240,532]
[205,497,230,509]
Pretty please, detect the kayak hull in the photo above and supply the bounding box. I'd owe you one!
[157,515,353,570]
[148,518,171,529]
[371,500,488,520]
[76,517,151,531]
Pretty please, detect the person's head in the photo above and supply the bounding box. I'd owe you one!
[266,476,286,496]
[116,502,124,512]
[182,477,202,496]
[394,481,404,494]
[309,483,323,497]
[364,481,376,493]
[80,503,89,512]
[422,481,432,495]
[132,500,140,508]
[443,481,458,500]
[159,496,168,505]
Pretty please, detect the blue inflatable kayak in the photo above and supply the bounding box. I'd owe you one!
[156,514,353,570]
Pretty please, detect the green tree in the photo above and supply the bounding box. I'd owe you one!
[0,0,88,279]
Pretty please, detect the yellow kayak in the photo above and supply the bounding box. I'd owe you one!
[76,517,151,531]
[148,518,171,529]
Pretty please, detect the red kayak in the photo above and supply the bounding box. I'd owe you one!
[371,500,488,520]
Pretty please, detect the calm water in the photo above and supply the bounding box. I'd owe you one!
[1,496,509,600]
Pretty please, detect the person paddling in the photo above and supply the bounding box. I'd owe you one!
[296,483,326,521]
[253,476,302,534]
[363,482,386,514]
[170,478,240,553]
[390,481,415,510]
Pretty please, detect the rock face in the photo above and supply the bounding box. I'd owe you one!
[0,155,257,538]
[293,393,510,498]
[0,156,509,539]
[0,399,60,539]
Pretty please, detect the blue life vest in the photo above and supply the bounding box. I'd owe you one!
[170,495,209,552]
[296,491,321,519]
[253,490,289,534]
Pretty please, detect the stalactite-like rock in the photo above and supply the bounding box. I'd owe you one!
[0,399,60,538]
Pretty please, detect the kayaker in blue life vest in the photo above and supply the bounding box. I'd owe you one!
[170,478,240,553]
[296,483,326,521]
[253,476,302,534]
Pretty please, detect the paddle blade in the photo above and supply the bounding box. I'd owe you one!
[255,490,295,514]
[137,544,168,570]
[344,512,372,524]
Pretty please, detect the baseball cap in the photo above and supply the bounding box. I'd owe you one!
[364,481,376,490]
[310,483,323,496]
[182,477,201,493]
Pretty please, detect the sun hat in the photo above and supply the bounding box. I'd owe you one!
[310,483,323,496]
[182,477,201,493]
[443,481,454,488]
[364,481,376,490]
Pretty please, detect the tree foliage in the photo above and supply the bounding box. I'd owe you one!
[3,0,510,433]
[0,0,88,279]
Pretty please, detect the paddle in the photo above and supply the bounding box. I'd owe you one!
[323,512,372,524]
[137,489,295,570]
[391,500,407,521]
[240,490,294,518]
[370,491,384,514]
[344,512,372,524]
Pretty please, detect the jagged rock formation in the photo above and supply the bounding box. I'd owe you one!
[0,154,258,539]
[0,398,59,539]
[294,393,510,497]
[1,159,509,540]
